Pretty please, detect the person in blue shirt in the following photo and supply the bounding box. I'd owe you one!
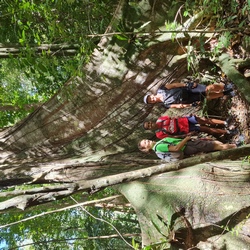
[143,81,235,109]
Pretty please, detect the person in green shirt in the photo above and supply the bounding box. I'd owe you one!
[138,136,238,161]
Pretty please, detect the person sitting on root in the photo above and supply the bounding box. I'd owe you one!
[143,80,235,109]
[138,136,238,161]
[143,115,236,139]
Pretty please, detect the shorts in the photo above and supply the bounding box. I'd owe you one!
[183,84,206,103]
[188,84,206,94]
[187,116,200,132]
[183,139,215,156]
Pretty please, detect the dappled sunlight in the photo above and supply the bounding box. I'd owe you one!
[120,160,250,247]
[0,0,250,249]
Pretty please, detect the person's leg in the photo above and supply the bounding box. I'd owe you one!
[199,126,228,135]
[206,91,235,100]
[206,83,235,99]
[206,92,224,100]
[212,140,237,150]
[183,140,215,155]
[183,139,236,156]
[188,84,206,94]
[206,83,224,93]
[196,116,226,126]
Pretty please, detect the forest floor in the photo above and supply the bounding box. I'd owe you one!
[198,32,250,145]
[227,87,250,144]
[215,48,250,145]
[214,90,249,145]
[200,39,250,145]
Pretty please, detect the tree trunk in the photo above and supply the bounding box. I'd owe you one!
[0,0,250,248]
[0,143,248,210]
[0,103,41,112]
[119,160,250,249]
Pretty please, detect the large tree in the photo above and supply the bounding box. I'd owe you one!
[1,0,250,248]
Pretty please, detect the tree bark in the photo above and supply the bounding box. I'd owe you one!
[0,145,249,211]
[217,53,250,103]
[119,160,250,249]
[0,103,41,112]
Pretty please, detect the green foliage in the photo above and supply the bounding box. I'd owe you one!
[0,189,140,249]
[132,238,140,249]
[243,155,250,163]
[0,0,117,128]
[165,21,179,41]
[0,0,249,249]
[183,0,242,17]
[220,213,250,237]
[180,0,249,74]
[1,0,115,45]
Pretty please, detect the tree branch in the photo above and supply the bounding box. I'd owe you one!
[0,183,76,198]
[78,145,250,192]
[0,184,78,210]
[0,195,122,226]
[0,145,249,211]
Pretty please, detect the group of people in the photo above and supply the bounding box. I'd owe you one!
[138,79,241,161]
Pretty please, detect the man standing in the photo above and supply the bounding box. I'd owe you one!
[143,115,235,139]
[143,81,235,109]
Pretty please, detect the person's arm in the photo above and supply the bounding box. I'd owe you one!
[164,82,186,89]
[187,131,197,136]
[164,82,198,90]
[157,133,186,139]
[168,136,191,151]
[169,103,193,109]
[170,134,187,138]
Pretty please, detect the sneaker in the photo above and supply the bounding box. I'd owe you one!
[223,90,236,97]
[229,90,236,97]
[227,129,239,135]
[224,115,234,128]
[224,82,235,91]
[235,134,245,147]
[236,141,244,147]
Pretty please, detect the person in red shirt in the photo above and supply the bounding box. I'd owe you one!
[143,115,235,139]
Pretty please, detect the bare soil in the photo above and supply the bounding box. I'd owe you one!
[207,89,250,144]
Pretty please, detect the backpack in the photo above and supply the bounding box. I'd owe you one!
[154,140,184,162]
